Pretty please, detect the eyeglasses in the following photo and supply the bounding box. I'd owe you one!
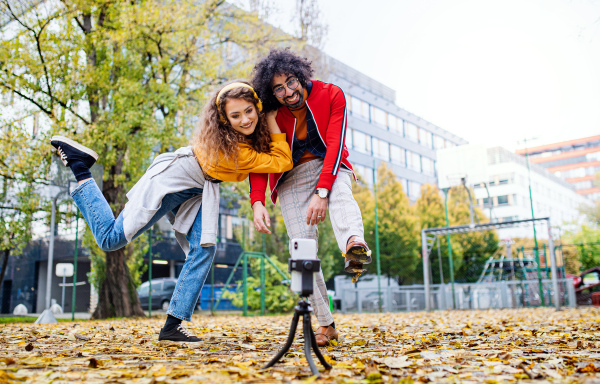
[273,78,300,97]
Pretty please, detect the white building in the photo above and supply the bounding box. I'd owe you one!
[437,145,589,239]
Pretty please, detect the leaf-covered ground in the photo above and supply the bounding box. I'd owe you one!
[1,307,599,383]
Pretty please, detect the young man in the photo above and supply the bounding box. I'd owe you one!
[249,49,371,347]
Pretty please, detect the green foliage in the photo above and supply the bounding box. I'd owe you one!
[437,186,498,283]
[0,123,46,287]
[84,229,105,294]
[222,255,296,314]
[126,233,150,289]
[565,224,600,272]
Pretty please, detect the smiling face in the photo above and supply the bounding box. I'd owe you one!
[272,73,304,109]
[223,98,259,136]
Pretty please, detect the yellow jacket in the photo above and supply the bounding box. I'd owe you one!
[196,133,293,182]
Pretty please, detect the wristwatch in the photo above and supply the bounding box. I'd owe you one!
[315,188,329,199]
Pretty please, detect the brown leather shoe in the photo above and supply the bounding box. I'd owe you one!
[315,326,339,347]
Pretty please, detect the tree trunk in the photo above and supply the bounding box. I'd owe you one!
[92,248,145,318]
[0,249,10,296]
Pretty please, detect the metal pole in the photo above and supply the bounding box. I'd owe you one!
[260,255,266,316]
[148,228,152,317]
[437,237,444,284]
[260,234,266,316]
[443,188,456,309]
[422,230,430,311]
[243,252,248,316]
[45,197,57,309]
[72,209,79,321]
[547,219,560,310]
[372,161,382,312]
[210,264,214,313]
[61,270,66,311]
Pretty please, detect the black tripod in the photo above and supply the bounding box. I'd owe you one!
[263,299,332,376]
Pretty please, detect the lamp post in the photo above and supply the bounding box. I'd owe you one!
[45,188,63,310]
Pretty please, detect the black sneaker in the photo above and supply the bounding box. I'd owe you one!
[158,325,201,342]
[50,136,98,168]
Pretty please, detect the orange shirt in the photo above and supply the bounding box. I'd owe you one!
[195,133,292,182]
[290,89,321,165]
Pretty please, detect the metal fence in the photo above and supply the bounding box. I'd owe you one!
[335,277,576,313]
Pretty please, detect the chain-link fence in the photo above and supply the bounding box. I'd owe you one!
[333,171,578,313]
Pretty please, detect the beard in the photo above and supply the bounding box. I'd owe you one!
[283,90,304,109]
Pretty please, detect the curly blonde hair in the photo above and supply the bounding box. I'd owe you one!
[193,81,271,168]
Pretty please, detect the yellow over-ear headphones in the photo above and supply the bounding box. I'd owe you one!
[216,83,263,124]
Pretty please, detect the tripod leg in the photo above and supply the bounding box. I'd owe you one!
[302,313,321,376]
[309,327,332,370]
[262,312,300,369]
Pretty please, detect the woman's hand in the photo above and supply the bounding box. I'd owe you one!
[266,110,281,134]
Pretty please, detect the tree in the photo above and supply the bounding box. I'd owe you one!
[375,165,420,284]
[415,184,445,230]
[1,0,284,318]
[446,186,498,282]
[565,224,600,272]
[0,125,42,293]
[414,183,446,284]
[353,164,420,284]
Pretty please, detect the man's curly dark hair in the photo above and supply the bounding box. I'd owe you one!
[251,48,314,112]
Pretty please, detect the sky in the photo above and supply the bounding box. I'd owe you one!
[260,0,600,151]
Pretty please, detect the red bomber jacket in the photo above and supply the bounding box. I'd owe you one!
[249,80,354,206]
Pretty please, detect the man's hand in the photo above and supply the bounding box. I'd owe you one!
[252,201,272,234]
[306,194,328,225]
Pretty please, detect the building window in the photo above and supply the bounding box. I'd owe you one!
[497,195,509,206]
[434,135,444,149]
[372,137,390,160]
[345,128,353,149]
[389,115,403,134]
[408,180,421,199]
[351,97,369,121]
[422,157,435,176]
[421,130,433,149]
[399,178,408,193]
[371,106,388,128]
[354,164,372,185]
[353,130,371,154]
[406,150,421,172]
[390,145,405,166]
[405,122,419,142]
[574,180,593,190]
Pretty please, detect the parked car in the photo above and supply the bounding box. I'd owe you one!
[137,278,177,311]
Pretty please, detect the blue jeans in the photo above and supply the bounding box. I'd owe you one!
[71,179,216,321]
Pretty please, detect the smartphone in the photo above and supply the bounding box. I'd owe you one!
[290,238,318,260]
[289,238,318,295]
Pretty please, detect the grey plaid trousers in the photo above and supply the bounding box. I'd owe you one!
[278,159,365,326]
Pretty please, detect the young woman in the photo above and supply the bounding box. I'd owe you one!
[50,81,292,342]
